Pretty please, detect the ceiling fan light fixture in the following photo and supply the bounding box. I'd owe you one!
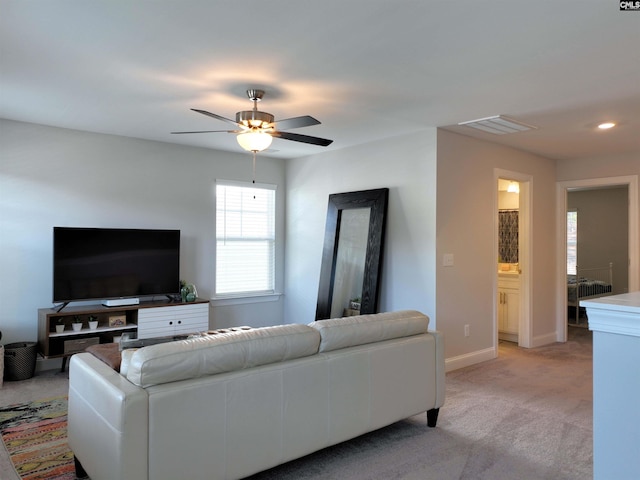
[237,131,273,152]
[237,110,274,130]
[172,89,332,152]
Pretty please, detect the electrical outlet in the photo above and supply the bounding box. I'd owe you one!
[464,324,470,337]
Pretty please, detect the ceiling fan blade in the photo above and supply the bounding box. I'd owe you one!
[191,109,238,126]
[171,130,238,134]
[272,131,333,146]
[276,115,321,130]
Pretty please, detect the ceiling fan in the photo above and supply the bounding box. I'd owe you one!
[172,89,333,152]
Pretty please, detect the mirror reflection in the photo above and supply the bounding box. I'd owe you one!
[330,207,371,317]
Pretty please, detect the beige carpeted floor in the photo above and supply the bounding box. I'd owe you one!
[1,328,593,480]
[249,328,593,479]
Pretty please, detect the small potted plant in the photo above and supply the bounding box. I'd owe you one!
[72,315,83,332]
[180,280,198,302]
[88,315,98,330]
[185,284,198,302]
[55,317,65,333]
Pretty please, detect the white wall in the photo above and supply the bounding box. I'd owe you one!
[284,130,438,326]
[556,152,640,182]
[498,191,519,210]
[436,130,557,362]
[285,128,560,365]
[0,119,287,350]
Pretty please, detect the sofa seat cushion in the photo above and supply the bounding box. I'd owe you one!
[126,324,320,387]
[309,310,429,353]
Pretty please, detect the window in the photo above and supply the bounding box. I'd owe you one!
[567,209,577,275]
[215,181,276,297]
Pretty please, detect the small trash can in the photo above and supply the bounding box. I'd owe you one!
[0,345,4,388]
[3,342,37,381]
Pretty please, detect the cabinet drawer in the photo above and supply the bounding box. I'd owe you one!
[498,277,520,290]
[64,337,99,354]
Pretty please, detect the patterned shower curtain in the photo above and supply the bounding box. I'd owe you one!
[499,210,519,263]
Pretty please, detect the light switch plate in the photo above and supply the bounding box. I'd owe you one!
[443,253,454,267]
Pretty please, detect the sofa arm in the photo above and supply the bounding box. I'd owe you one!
[430,330,446,409]
[69,352,148,480]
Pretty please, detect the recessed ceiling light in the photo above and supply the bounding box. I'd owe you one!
[598,122,616,130]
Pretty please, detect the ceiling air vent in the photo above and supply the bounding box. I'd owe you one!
[458,115,537,135]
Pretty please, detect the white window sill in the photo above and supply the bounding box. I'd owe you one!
[210,292,283,307]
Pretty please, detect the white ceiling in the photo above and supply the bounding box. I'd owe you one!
[1,1,639,160]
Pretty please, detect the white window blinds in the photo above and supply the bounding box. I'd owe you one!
[567,210,577,275]
[216,181,276,296]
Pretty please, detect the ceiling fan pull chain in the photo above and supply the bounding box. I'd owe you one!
[252,151,257,195]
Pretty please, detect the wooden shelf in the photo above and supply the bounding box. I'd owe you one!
[49,324,137,338]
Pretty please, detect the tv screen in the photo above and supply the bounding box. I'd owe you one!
[53,227,180,303]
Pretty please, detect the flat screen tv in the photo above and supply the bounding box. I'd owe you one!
[53,227,180,305]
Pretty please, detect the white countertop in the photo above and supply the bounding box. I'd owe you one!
[582,291,640,313]
[583,291,640,336]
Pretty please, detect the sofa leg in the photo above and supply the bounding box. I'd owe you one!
[74,456,89,479]
[427,408,439,427]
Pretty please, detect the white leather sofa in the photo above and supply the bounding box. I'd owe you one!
[68,310,445,480]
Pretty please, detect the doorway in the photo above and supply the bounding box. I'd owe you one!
[495,169,532,350]
[556,175,639,342]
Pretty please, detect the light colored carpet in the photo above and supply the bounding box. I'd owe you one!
[248,329,593,479]
[0,329,592,480]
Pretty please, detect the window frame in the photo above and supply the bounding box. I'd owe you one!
[212,180,279,304]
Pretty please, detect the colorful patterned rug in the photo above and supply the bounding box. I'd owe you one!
[0,396,75,480]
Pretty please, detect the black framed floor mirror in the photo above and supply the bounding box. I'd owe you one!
[315,188,389,320]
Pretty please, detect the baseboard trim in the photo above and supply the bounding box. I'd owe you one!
[531,332,558,347]
[445,347,496,372]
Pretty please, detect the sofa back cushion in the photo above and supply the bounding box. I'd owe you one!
[309,310,429,353]
[126,324,320,387]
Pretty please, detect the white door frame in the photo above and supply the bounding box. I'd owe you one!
[555,175,639,342]
[495,169,532,349]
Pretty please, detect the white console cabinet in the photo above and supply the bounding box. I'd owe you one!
[137,302,209,339]
[498,274,520,342]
